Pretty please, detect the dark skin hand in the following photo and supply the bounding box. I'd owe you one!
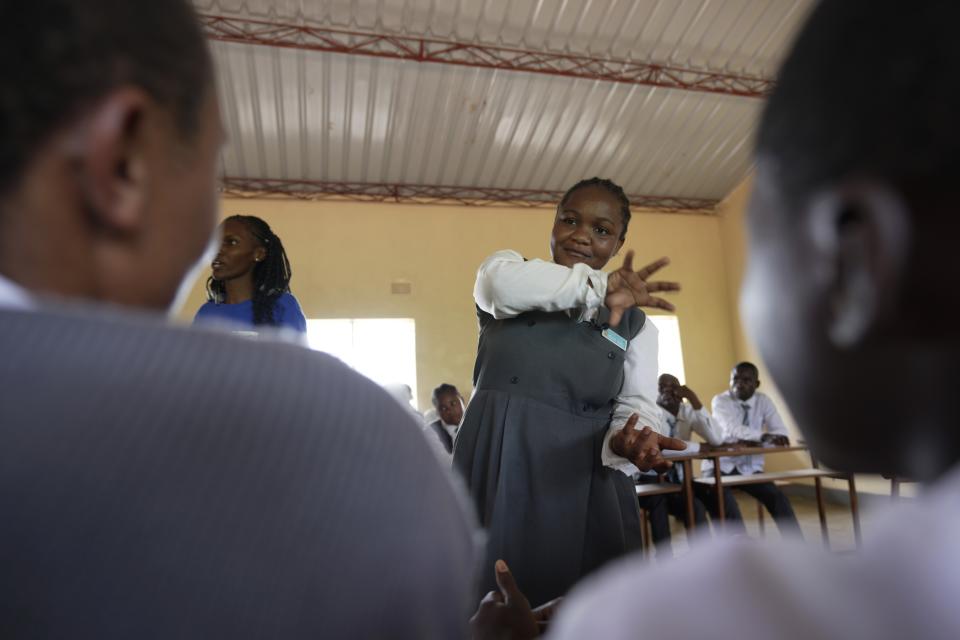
[732,434,790,448]
[470,560,562,640]
[609,414,687,472]
[677,384,703,411]
[604,251,680,327]
[761,433,791,446]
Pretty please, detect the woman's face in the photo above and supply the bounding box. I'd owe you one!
[210,219,265,282]
[550,186,625,270]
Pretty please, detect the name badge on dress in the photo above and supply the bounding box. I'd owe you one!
[601,327,628,350]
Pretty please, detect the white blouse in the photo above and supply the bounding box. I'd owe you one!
[474,250,663,475]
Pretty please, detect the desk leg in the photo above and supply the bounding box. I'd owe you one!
[683,460,695,530]
[713,464,725,527]
[848,475,862,549]
[814,475,830,550]
[891,477,900,500]
[640,509,651,558]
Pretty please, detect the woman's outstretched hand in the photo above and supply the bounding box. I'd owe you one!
[609,414,687,472]
[605,251,680,326]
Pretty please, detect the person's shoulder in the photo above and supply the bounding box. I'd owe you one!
[487,249,523,260]
[193,299,216,317]
[551,537,843,640]
[754,391,779,410]
[272,291,302,316]
[4,304,313,381]
[711,391,730,406]
[1,306,481,637]
[274,292,307,330]
[3,304,473,515]
[478,249,524,268]
[276,291,301,307]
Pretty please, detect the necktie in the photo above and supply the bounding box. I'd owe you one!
[741,403,750,426]
[666,416,681,483]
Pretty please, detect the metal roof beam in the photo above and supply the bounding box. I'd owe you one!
[199,14,772,99]
[220,177,718,214]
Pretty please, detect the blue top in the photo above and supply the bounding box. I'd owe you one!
[193,292,307,334]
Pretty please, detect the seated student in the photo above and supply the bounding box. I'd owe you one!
[648,374,746,535]
[425,383,465,458]
[194,215,307,336]
[474,1,960,637]
[0,1,477,637]
[703,362,801,537]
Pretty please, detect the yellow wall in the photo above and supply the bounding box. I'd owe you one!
[176,190,896,495]
[176,197,739,411]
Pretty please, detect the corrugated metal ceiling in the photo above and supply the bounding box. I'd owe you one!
[194,0,815,211]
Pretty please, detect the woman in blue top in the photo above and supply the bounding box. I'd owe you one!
[194,215,307,334]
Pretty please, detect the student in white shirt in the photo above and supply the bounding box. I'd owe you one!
[453,177,686,607]
[636,373,747,556]
[473,2,960,637]
[653,374,746,535]
[706,362,801,536]
[425,383,465,460]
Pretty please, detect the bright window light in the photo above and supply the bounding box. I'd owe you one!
[307,318,418,408]
[648,316,686,384]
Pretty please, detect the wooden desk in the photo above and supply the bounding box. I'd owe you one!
[661,445,806,530]
[635,483,682,498]
[665,445,861,548]
[695,468,845,486]
[634,482,684,553]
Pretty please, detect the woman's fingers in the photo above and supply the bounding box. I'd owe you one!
[657,434,688,452]
[644,280,681,293]
[633,256,671,280]
[645,297,677,312]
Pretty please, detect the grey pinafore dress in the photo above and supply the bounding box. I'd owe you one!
[452,304,646,607]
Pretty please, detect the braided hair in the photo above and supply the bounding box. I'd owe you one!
[205,215,293,326]
[559,177,632,239]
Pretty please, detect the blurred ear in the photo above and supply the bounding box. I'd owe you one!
[72,87,153,235]
[806,181,911,348]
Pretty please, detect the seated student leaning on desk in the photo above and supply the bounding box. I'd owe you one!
[635,374,746,556]
[705,365,801,537]
[653,374,745,533]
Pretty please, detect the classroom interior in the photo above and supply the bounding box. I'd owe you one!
[177,0,914,553]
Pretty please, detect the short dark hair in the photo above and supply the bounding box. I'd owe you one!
[756,0,960,210]
[559,177,632,240]
[733,362,759,378]
[0,0,214,195]
[431,384,461,408]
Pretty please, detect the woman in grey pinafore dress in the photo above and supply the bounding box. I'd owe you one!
[453,178,677,607]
